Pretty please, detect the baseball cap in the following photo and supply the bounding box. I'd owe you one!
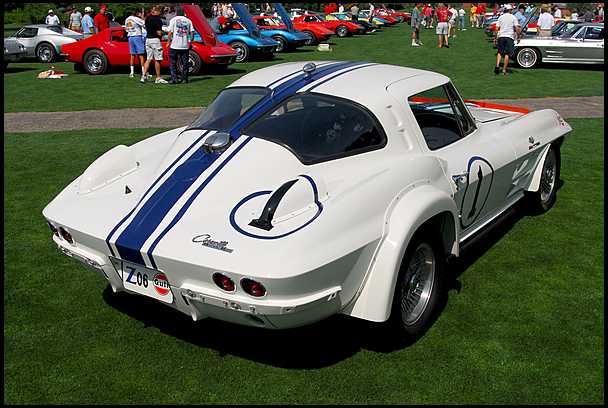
[48,9,54,13]
[84,6,92,12]
[100,5,107,11]
[504,4,513,10]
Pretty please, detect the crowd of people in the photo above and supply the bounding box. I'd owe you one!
[410,3,467,48]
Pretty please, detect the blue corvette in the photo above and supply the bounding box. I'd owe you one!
[205,3,279,63]
[251,3,312,52]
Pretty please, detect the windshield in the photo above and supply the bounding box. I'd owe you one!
[187,87,269,131]
[244,93,386,164]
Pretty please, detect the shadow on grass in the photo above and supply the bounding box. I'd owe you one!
[102,182,564,369]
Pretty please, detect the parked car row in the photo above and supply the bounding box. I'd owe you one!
[3,3,410,73]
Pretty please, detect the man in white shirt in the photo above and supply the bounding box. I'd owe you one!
[125,9,147,78]
[68,8,82,31]
[553,6,562,19]
[167,6,194,84]
[494,4,521,75]
[537,7,554,37]
[448,5,457,37]
[458,7,466,30]
[338,4,345,13]
[45,10,60,25]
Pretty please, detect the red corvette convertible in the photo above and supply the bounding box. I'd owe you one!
[252,15,334,45]
[293,14,363,37]
[61,6,237,75]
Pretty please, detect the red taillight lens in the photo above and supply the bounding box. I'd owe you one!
[47,221,59,237]
[212,273,235,292]
[59,227,73,244]
[241,278,267,297]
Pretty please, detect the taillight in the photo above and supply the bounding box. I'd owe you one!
[241,278,267,297]
[58,227,73,244]
[47,221,59,237]
[212,273,235,292]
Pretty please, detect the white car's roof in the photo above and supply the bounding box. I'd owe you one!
[228,61,450,112]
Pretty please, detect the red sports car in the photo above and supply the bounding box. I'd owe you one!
[252,15,334,45]
[374,8,411,23]
[61,6,237,75]
[293,14,363,37]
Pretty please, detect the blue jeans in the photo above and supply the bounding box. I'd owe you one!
[459,15,465,29]
[169,48,189,83]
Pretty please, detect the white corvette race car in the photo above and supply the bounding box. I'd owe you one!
[43,61,571,339]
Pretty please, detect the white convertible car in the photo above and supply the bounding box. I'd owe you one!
[43,61,571,339]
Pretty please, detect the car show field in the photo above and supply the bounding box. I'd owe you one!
[3,2,604,405]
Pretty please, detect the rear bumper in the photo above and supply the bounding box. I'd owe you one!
[52,235,342,329]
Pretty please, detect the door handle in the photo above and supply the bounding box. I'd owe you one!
[451,172,468,189]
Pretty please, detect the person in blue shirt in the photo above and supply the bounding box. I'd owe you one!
[514,4,527,26]
[81,6,96,37]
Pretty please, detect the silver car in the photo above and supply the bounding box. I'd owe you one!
[5,24,83,63]
[4,38,27,68]
[514,22,604,68]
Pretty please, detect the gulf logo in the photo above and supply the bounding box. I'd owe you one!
[153,273,171,296]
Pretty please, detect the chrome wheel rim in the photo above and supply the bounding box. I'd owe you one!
[540,149,556,203]
[337,26,347,37]
[87,54,103,73]
[274,38,284,52]
[401,243,435,326]
[233,45,245,62]
[304,32,314,45]
[518,48,537,68]
[187,55,195,74]
[38,46,52,62]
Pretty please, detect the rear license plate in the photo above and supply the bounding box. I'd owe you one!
[110,257,174,304]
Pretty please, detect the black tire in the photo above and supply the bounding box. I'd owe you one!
[336,25,349,37]
[515,47,540,68]
[302,30,317,45]
[178,50,202,75]
[389,229,447,341]
[272,35,288,52]
[36,42,57,63]
[230,41,249,63]
[525,144,561,214]
[83,49,108,75]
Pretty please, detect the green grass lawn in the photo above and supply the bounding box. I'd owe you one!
[3,23,604,113]
[4,119,603,404]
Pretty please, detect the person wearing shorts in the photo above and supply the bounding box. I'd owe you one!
[125,9,146,78]
[494,4,521,75]
[141,6,168,84]
[435,3,449,48]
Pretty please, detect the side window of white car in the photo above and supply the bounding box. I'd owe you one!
[16,27,38,38]
[585,27,603,40]
[408,84,475,150]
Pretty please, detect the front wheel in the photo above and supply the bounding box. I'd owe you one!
[230,41,249,63]
[389,231,447,340]
[336,25,349,37]
[516,47,540,68]
[36,42,57,63]
[525,144,560,214]
[83,49,108,75]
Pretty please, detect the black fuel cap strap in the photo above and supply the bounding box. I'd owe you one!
[249,179,299,231]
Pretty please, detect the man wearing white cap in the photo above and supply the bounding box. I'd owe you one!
[494,4,521,75]
[82,7,96,37]
[45,10,60,25]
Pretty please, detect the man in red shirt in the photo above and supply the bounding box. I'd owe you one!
[94,5,110,33]
[435,3,450,47]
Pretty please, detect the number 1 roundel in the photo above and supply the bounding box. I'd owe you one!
[460,156,494,229]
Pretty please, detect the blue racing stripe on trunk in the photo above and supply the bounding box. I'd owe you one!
[111,61,368,266]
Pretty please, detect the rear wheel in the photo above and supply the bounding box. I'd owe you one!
[302,30,317,45]
[389,230,447,341]
[336,25,349,37]
[525,144,560,214]
[36,42,57,63]
[83,49,108,75]
[178,50,202,75]
[230,41,249,63]
[516,47,540,68]
[272,35,288,52]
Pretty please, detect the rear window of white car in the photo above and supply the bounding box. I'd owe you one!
[187,87,269,131]
[244,93,386,164]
